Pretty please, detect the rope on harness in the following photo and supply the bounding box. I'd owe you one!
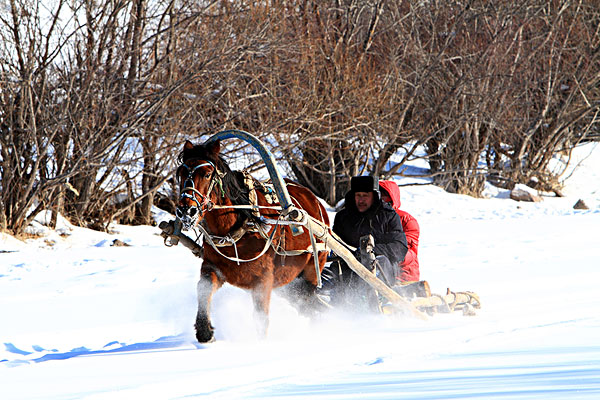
[307,217,322,288]
[195,216,280,265]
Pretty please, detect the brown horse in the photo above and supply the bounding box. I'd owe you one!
[175,139,330,342]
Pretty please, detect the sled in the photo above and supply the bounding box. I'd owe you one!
[160,129,480,320]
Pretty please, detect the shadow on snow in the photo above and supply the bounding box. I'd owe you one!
[2,334,203,366]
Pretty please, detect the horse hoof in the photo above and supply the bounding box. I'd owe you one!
[196,333,215,343]
[194,322,215,343]
[196,331,215,343]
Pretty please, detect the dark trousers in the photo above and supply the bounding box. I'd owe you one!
[322,254,398,311]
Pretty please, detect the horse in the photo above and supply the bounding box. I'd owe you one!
[175,139,330,342]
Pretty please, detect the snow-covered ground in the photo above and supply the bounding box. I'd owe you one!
[1,143,599,399]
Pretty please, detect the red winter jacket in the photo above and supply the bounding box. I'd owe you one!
[379,180,420,282]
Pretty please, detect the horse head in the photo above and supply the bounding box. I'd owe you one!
[175,140,224,230]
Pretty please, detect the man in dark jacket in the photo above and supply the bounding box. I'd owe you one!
[325,175,408,311]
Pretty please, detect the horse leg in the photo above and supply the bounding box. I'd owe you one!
[280,253,330,316]
[195,264,224,343]
[279,275,329,317]
[250,276,274,339]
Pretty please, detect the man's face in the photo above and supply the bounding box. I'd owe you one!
[355,191,374,213]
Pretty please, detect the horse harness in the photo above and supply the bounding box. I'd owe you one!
[177,161,329,264]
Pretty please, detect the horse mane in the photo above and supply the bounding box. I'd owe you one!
[178,142,259,223]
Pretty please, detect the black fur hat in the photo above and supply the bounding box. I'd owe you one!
[350,175,379,194]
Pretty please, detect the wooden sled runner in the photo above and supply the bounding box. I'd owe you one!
[384,281,481,316]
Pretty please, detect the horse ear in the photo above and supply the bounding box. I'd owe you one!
[184,140,194,150]
[206,140,221,156]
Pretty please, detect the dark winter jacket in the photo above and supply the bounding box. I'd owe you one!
[333,181,408,266]
[379,180,420,282]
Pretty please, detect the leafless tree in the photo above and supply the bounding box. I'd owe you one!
[392,0,599,195]
[2,0,598,236]
[0,0,187,234]
[485,0,600,193]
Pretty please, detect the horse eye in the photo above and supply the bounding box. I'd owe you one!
[205,173,211,179]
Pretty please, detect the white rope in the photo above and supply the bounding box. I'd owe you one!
[210,204,283,211]
[307,218,322,288]
[196,218,280,264]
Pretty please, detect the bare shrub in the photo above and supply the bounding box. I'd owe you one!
[2,0,598,235]
[485,0,600,192]
[0,0,185,234]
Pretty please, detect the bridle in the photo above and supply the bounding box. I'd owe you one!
[173,161,330,271]
[175,160,224,229]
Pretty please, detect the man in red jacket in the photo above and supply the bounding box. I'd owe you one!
[378,180,421,283]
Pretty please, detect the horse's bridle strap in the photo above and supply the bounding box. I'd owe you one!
[178,160,222,218]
